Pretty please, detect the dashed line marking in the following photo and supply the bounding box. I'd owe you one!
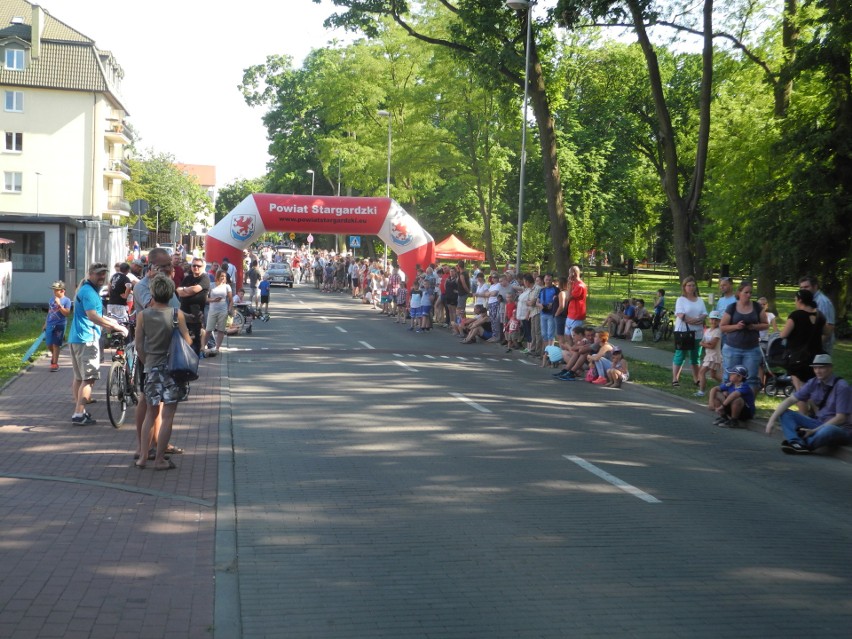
[424,354,435,359]
[563,455,662,504]
[395,360,418,373]
[359,341,375,349]
[336,326,347,333]
[449,392,492,413]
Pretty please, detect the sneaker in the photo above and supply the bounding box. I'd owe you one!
[521,348,530,354]
[592,377,608,385]
[71,412,97,426]
[694,390,705,397]
[415,328,423,333]
[558,372,577,381]
[552,370,566,377]
[781,441,812,455]
[727,419,743,429]
[50,363,59,372]
[713,416,730,427]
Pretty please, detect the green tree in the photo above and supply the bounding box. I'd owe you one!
[320,0,575,274]
[124,150,212,239]
[215,177,268,224]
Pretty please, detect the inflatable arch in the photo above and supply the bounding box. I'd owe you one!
[205,195,435,285]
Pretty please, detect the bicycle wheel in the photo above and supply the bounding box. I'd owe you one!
[663,319,673,341]
[106,361,128,428]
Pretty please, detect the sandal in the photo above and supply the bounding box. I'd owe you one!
[671,380,680,387]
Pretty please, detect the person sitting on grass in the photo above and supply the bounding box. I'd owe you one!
[605,347,629,388]
[695,310,723,397]
[602,299,629,336]
[708,365,755,429]
[619,299,651,339]
[460,304,492,344]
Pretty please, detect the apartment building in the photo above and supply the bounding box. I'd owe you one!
[0,0,130,305]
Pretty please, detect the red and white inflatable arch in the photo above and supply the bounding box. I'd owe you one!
[205,195,435,285]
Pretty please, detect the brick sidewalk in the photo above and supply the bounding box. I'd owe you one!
[0,346,222,639]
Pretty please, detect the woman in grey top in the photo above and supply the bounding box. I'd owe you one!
[135,275,192,471]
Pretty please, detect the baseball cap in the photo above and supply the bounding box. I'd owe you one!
[725,365,748,377]
[611,347,622,354]
[90,263,109,273]
[708,310,722,320]
[811,354,833,367]
[49,280,66,290]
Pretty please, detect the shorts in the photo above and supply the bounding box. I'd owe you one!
[106,304,129,320]
[206,309,229,332]
[45,324,66,347]
[69,341,100,381]
[566,318,585,331]
[260,295,270,304]
[410,307,422,318]
[481,330,493,340]
[143,366,189,406]
[556,315,567,336]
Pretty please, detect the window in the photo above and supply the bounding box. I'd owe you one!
[4,91,23,112]
[4,132,22,152]
[4,231,44,272]
[5,48,24,70]
[3,171,22,192]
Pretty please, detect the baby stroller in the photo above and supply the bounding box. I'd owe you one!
[762,333,795,397]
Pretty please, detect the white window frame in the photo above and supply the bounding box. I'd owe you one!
[4,91,23,112]
[3,171,22,193]
[4,132,22,152]
[4,48,25,70]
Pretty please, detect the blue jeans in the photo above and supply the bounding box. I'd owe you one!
[722,344,762,390]
[780,411,852,449]
[540,314,555,343]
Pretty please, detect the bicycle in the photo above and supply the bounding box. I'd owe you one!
[652,308,674,342]
[105,322,139,428]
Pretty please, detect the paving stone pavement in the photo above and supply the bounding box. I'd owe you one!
[0,345,222,639]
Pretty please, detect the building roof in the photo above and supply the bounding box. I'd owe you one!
[0,0,126,109]
[176,164,217,188]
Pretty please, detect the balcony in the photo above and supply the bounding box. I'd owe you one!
[106,196,132,217]
[104,158,131,181]
[105,120,131,145]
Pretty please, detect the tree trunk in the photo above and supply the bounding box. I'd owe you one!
[775,0,799,118]
[528,37,572,276]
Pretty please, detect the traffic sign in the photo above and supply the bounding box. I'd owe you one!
[307,234,314,244]
[289,233,296,240]
[349,236,361,248]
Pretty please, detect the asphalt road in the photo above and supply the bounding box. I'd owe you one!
[222,285,852,638]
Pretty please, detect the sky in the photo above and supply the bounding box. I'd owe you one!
[52,0,350,187]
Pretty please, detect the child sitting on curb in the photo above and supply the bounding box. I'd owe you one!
[605,347,629,387]
[708,365,756,429]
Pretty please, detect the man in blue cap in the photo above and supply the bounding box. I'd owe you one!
[708,364,755,429]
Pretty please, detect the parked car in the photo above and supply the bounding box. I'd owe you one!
[266,262,294,287]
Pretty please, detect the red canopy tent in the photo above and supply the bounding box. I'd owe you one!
[433,234,485,261]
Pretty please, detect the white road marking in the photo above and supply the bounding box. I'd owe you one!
[336,326,347,333]
[456,356,467,361]
[393,353,403,358]
[424,354,435,359]
[441,355,450,359]
[299,300,306,305]
[359,341,375,349]
[450,392,492,414]
[320,316,330,322]
[563,455,662,504]
[518,359,534,366]
[395,360,418,373]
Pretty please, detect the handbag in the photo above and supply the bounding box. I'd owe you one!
[167,308,199,383]
[631,327,644,342]
[585,366,597,382]
[782,346,810,371]
[673,330,696,351]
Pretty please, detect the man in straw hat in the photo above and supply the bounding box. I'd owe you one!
[765,354,851,454]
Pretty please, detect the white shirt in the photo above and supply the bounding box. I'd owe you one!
[209,283,231,314]
[474,282,489,307]
[675,296,707,338]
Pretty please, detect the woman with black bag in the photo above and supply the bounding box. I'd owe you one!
[672,276,707,386]
[720,281,769,391]
[779,288,826,390]
[135,274,192,471]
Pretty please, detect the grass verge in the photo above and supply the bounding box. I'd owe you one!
[0,308,48,388]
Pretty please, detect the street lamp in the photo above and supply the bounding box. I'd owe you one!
[306,169,315,195]
[154,205,161,245]
[506,0,534,275]
[378,109,392,266]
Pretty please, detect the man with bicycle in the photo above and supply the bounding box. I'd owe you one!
[69,263,129,425]
[177,257,210,355]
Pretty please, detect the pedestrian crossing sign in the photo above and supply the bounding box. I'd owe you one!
[349,236,361,248]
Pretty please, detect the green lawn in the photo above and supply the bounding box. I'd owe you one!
[0,308,48,387]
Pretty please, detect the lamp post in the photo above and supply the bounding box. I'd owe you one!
[154,205,160,246]
[506,0,534,275]
[306,169,315,195]
[377,109,392,266]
